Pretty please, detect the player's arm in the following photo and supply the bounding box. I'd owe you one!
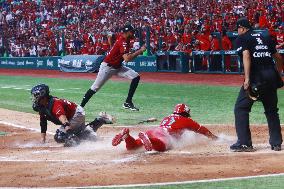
[183,119,218,140]
[242,50,251,90]
[123,44,146,62]
[58,115,71,131]
[40,115,47,143]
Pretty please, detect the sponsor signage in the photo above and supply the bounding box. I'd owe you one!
[0,57,61,70]
[123,56,157,72]
[59,55,105,73]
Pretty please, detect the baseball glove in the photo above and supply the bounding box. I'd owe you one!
[247,85,259,101]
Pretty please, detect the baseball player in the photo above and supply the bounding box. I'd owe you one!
[80,24,146,111]
[112,104,218,152]
[31,84,114,147]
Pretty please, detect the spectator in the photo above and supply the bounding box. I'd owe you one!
[0,0,283,57]
[221,30,233,72]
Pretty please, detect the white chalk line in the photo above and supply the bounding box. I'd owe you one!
[0,121,55,135]
[1,121,284,188]
[0,157,138,164]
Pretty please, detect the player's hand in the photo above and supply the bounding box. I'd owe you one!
[206,132,218,140]
[243,78,250,90]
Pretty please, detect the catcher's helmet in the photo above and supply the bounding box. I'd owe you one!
[31,84,50,104]
[173,103,191,117]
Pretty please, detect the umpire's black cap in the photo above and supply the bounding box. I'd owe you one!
[236,17,252,29]
[122,24,135,33]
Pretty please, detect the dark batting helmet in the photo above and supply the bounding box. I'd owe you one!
[173,103,191,117]
[31,84,50,104]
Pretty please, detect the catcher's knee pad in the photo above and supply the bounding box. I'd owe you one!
[54,129,67,143]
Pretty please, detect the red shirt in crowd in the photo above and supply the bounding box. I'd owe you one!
[103,35,131,68]
[211,37,221,51]
[222,35,232,50]
[196,34,210,51]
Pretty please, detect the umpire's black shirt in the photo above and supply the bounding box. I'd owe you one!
[235,30,278,89]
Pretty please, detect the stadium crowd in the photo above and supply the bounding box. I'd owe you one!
[0,0,283,57]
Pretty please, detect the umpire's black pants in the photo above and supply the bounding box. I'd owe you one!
[234,86,282,146]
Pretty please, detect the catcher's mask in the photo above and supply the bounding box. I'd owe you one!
[31,84,50,104]
[173,103,191,117]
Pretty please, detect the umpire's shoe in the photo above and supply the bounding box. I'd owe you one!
[123,102,139,111]
[271,145,281,151]
[230,143,255,152]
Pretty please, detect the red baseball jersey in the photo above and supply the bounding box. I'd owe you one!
[159,114,208,136]
[103,35,131,68]
[40,97,77,123]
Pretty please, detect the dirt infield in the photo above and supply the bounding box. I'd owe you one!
[0,69,284,187]
[0,109,284,187]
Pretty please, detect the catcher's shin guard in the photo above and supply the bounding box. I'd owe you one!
[88,112,114,132]
[88,118,104,132]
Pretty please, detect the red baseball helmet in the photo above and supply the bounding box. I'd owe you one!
[173,103,190,116]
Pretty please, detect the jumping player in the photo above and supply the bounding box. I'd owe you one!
[31,84,114,147]
[112,104,218,152]
[80,24,146,111]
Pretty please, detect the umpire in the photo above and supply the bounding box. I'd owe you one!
[230,17,284,152]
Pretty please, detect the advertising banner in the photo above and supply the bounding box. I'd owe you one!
[0,57,61,70]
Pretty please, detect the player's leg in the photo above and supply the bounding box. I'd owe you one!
[80,62,117,107]
[231,86,255,151]
[88,112,114,132]
[117,66,140,111]
[146,128,170,152]
[63,106,86,146]
[262,89,282,151]
[112,128,143,150]
[69,105,86,134]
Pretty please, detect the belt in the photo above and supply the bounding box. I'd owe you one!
[105,63,121,69]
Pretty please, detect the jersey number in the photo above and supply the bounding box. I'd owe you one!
[161,117,175,128]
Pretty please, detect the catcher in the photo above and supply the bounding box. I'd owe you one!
[112,103,218,152]
[31,83,114,147]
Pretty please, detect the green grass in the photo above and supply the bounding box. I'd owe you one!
[0,75,284,188]
[0,75,284,125]
[110,174,284,189]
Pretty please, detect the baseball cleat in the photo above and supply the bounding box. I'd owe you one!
[123,102,139,111]
[138,132,152,151]
[230,143,255,152]
[271,145,281,151]
[112,128,129,146]
[99,111,115,124]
